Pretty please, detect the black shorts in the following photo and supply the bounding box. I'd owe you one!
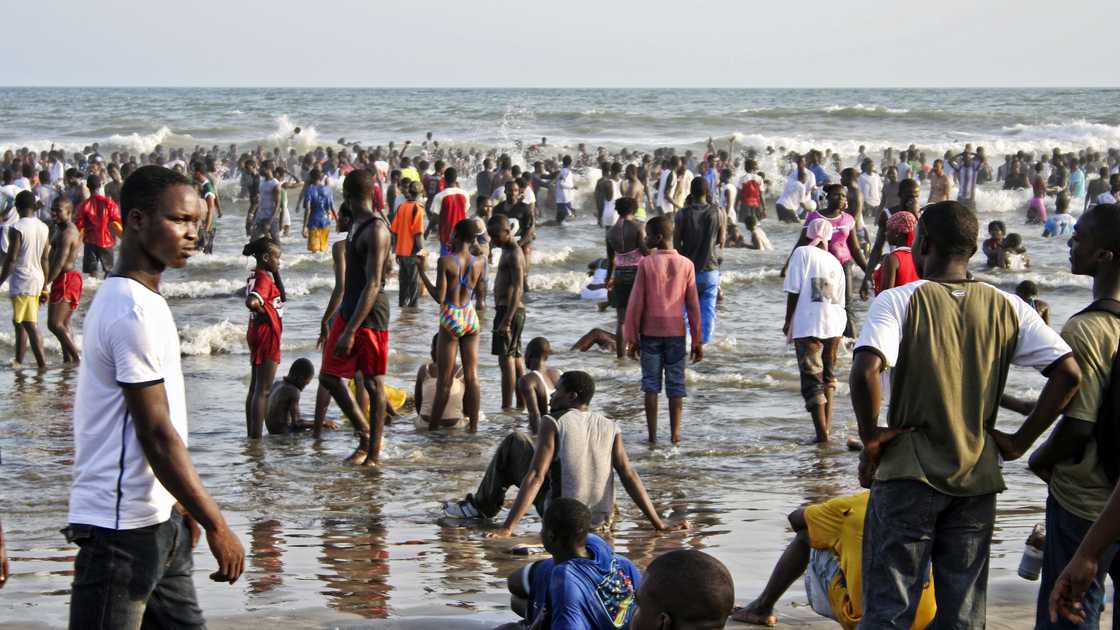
[82,244,114,275]
[492,305,525,358]
[610,267,638,309]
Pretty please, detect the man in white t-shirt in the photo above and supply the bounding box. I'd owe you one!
[554,155,577,223]
[857,159,884,215]
[0,191,50,369]
[66,165,244,629]
[783,218,847,443]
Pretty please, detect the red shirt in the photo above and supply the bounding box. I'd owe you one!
[432,187,469,249]
[247,268,284,335]
[623,249,702,344]
[873,247,920,294]
[75,195,122,248]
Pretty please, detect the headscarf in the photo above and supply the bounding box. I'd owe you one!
[887,210,918,246]
[806,218,834,248]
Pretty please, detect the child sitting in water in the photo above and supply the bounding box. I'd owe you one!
[1042,192,1075,238]
[982,220,1006,267]
[1015,280,1050,326]
[414,333,469,430]
[998,233,1030,271]
[743,215,773,250]
[265,358,334,435]
[517,337,563,434]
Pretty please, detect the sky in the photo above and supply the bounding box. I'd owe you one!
[4,0,1117,88]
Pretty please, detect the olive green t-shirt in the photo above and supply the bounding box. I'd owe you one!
[1050,311,1120,521]
[856,280,1072,496]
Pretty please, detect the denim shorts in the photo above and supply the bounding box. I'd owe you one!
[65,510,206,629]
[640,335,686,398]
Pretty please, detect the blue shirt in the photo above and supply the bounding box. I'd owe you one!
[1069,168,1086,198]
[809,163,831,187]
[302,184,334,229]
[529,535,640,630]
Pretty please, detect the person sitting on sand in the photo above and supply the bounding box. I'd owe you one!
[732,453,937,629]
[265,358,336,435]
[631,550,735,630]
[517,337,562,434]
[499,498,640,630]
[414,333,468,430]
[441,370,686,537]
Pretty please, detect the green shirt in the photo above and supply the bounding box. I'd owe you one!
[1050,311,1120,521]
[856,280,1071,496]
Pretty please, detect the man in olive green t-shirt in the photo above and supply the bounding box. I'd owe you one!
[850,201,1081,629]
[1004,203,1120,629]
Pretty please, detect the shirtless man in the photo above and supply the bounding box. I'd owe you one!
[517,337,562,434]
[488,215,526,412]
[319,170,393,466]
[571,328,617,353]
[43,197,82,363]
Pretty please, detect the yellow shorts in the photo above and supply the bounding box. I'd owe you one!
[11,295,40,324]
[308,227,330,253]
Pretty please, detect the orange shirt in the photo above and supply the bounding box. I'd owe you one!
[390,201,424,256]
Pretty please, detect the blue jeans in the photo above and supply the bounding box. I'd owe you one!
[1036,494,1120,629]
[694,269,719,344]
[639,335,686,398]
[862,479,995,629]
[66,510,206,629]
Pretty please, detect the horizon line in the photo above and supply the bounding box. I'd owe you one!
[2,85,1118,90]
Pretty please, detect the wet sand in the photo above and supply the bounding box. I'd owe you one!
[0,578,1047,628]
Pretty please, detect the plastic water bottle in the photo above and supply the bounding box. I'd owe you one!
[1018,523,1045,581]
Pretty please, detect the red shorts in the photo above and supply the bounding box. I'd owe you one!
[247,323,281,365]
[320,315,389,379]
[49,271,83,308]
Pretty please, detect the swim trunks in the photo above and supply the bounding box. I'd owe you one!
[49,270,83,309]
[307,227,330,253]
[321,314,389,378]
[491,305,525,358]
[11,295,39,324]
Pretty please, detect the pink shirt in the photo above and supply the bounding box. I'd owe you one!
[623,249,702,344]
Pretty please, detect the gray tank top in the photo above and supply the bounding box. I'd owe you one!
[547,409,620,528]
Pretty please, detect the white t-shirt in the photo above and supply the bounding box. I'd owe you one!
[777,178,806,210]
[1098,191,1118,205]
[257,178,280,222]
[555,168,576,204]
[69,277,188,530]
[8,216,49,296]
[783,245,847,340]
[858,172,883,207]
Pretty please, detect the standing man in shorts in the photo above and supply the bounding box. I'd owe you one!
[0,191,50,369]
[66,165,244,628]
[624,215,702,444]
[319,169,393,467]
[783,219,847,443]
[489,215,527,412]
[301,168,335,253]
[44,196,83,363]
[74,174,122,278]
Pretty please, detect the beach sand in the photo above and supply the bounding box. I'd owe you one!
[0,578,1048,629]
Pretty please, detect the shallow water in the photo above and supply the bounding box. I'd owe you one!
[0,87,1111,625]
[0,183,1080,626]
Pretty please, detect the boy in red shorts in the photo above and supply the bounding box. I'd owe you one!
[319,170,393,466]
[43,197,83,363]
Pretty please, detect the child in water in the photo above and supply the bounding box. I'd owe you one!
[743,215,773,250]
[982,220,1006,267]
[265,358,334,434]
[1015,280,1050,326]
[998,233,1030,271]
[244,237,286,439]
[414,333,468,430]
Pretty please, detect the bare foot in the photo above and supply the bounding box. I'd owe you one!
[360,457,379,468]
[731,602,777,626]
[345,448,367,464]
[847,436,864,451]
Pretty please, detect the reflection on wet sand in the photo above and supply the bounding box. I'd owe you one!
[317,495,391,618]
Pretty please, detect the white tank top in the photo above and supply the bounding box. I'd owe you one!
[8,216,49,296]
[530,369,555,397]
[601,179,621,226]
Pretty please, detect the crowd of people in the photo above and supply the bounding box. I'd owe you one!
[1,134,1119,629]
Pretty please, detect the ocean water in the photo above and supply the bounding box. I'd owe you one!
[0,88,1116,627]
